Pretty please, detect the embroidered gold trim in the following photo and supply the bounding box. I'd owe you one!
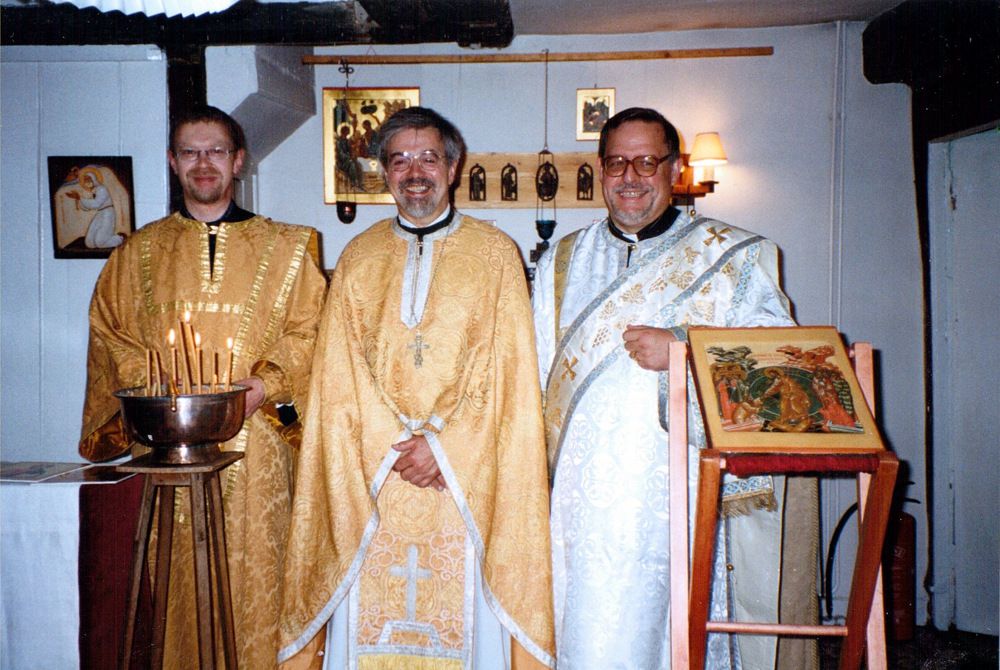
[200,224,215,293]
[151,300,245,316]
[222,428,249,500]
[140,235,156,314]
[205,222,231,294]
[256,228,311,362]
[553,229,582,344]
[232,225,279,368]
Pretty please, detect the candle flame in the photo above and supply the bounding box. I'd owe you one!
[227,337,234,350]
[195,332,201,347]
[168,328,176,345]
[184,310,191,323]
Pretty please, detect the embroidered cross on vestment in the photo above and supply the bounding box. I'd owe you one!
[703,226,732,246]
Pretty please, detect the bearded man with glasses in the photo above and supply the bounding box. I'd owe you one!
[279,106,555,670]
[533,107,817,669]
[80,105,327,668]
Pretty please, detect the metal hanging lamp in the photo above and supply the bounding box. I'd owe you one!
[335,60,358,224]
[532,49,558,265]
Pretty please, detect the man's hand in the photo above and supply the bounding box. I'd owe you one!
[622,324,677,371]
[234,376,266,418]
[392,435,446,490]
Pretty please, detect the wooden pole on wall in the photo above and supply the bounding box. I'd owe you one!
[304,46,773,66]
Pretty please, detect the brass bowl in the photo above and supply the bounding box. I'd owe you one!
[114,385,247,465]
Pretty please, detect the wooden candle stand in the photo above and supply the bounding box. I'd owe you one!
[117,451,243,670]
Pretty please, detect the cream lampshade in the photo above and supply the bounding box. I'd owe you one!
[688,132,727,184]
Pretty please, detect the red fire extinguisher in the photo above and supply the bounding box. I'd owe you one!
[886,508,916,641]
[825,497,918,641]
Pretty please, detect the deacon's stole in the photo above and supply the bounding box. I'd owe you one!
[544,217,779,473]
[280,217,554,668]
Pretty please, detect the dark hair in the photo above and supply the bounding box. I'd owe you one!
[371,106,466,167]
[598,107,680,160]
[169,105,247,154]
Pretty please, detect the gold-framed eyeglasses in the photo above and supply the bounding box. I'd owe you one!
[174,147,235,164]
[602,154,674,177]
[387,150,445,173]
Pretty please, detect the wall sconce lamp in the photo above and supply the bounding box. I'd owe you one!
[688,132,728,185]
[673,131,728,208]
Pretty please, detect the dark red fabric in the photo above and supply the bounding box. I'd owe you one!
[724,453,881,476]
[78,473,152,669]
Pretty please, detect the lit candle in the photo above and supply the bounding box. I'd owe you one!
[225,337,234,391]
[179,313,193,394]
[145,349,153,396]
[195,332,203,393]
[213,352,220,392]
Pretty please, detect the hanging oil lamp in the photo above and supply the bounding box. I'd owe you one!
[335,60,357,224]
[531,49,558,266]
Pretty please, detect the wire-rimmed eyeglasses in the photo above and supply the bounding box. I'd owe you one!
[173,147,236,164]
[387,150,446,173]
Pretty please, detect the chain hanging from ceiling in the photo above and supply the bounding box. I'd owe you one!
[532,48,558,271]
[335,59,358,224]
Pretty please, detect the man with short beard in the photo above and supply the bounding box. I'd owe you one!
[279,107,555,669]
[80,105,327,669]
[532,107,818,669]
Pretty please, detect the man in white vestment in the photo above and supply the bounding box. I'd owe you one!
[532,107,818,669]
[279,107,555,669]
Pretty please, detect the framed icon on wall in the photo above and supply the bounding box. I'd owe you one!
[576,88,615,141]
[322,87,420,205]
[48,156,135,259]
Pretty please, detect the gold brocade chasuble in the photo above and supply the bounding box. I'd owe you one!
[279,216,555,669]
[80,212,327,669]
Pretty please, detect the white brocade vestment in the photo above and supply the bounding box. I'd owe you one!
[532,211,795,670]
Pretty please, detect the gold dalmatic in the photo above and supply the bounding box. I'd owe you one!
[80,212,327,669]
[279,216,555,669]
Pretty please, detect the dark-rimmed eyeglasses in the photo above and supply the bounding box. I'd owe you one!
[602,154,674,177]
[174,147,235,164]
[387,150,445,173]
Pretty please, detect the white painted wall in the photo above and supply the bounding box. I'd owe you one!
[1,45,168,461]
[2,22,928,622]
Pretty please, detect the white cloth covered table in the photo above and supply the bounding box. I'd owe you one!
[1,480,84,669]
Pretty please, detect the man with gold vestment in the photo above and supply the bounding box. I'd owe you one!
[279,107,555,669]
[80,106,327,668]
[533,108,818,669]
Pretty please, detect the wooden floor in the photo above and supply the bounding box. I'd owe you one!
[819,626,998,669]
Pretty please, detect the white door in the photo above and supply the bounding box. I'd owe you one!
[929,127,1000,635]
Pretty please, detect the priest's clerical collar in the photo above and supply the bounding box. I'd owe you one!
[608,207,680,243]
[180,201,255,226]
[396,207,455,237]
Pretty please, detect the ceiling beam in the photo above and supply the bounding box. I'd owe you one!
[304,46,774,66]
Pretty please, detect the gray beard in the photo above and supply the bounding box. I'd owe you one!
[610,206,656,231]
[398,197,440,220]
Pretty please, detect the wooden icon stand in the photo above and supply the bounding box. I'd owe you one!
[668,333,898,670]
[117,451,243,670]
